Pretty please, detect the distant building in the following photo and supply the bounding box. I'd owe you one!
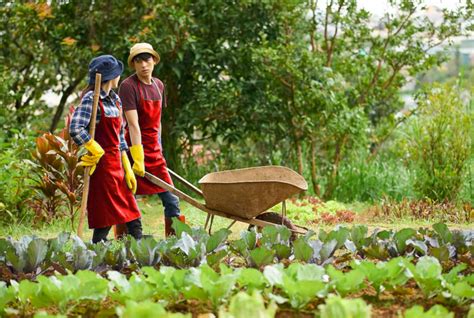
[459,39,474,66]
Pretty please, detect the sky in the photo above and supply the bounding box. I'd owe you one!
[357,0,465,16]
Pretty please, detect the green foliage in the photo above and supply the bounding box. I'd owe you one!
[29,121,83,227]
[318,295,371,318]
[161,225,230,268]
[263,263,327,309]
[0,135,35,224]
[219,291,277,318]
[409,256,443,297]
[403,305,454,318]
[184,264,238,311]
[401,83,472,201]
[183,0,473,200]
[0,4,55,135]
[108,271,155,303]
[1,224,472,277]
[236,268,269,292]
[3,236,48,274]
[327,266,366,297]
[9,270,108,314]
[351,257,411,295]
[1,252,473,315]
[372,198,470,223]
[2,1,472,205]
[116,300,191,318]
[278,198,352,224]
[128,236,161,267]
[259,225,292,260]
[292,230,341,265]
[0,282,15,313]
[333,152,415,202]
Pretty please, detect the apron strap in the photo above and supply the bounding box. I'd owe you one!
[150,78,162,101]
[98,99,105,118]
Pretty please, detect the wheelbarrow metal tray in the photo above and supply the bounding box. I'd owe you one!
[198,166,308,219]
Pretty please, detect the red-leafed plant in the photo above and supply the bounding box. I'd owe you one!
[29,106,83,229]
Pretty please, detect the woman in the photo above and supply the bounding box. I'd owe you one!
[70,55,142,243]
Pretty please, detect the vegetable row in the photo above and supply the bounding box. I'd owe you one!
[1,256,473,316]
[0,222,472,275]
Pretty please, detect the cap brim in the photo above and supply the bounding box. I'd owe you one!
[91,60,124,84]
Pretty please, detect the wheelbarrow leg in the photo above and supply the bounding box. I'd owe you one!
[281,200,287,225]
[208,215,215,235]
[226,220,237,230]
[204,214,211,231]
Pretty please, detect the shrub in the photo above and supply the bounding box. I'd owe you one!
[28,106,83,229]
[0,133,35,224]
[402,82,472,201]
[332,151,414,202]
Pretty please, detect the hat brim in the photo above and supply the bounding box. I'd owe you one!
[128,48,160,68]
[89,60,124,84]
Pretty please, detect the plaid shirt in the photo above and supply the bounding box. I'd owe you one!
[69,89,128,151]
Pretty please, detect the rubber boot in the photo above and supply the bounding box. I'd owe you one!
[126,218,143,240]
[164,215,186,237]
[113,223,128,239]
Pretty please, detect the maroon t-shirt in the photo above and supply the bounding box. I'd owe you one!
[118,74,166,111]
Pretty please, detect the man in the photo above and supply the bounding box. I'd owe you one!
[118,42,184,237]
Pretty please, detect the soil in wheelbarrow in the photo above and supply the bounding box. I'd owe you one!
[248,211,299,240]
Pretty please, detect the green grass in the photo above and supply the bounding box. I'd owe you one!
[0,196,249,240]
[0,196,471,240]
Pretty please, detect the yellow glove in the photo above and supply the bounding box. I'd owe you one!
[130,144,145,177]
[78,139,105,175]
[122,152,137,194]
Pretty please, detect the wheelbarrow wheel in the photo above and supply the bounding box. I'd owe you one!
[248,212,298,240]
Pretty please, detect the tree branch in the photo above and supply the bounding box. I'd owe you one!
[323,0,333,53]
[358,7,417,105]
[326,0,344,66]
[309,0,319,52]
[369,109,417,159]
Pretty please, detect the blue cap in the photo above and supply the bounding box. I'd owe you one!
[88,55,124,84]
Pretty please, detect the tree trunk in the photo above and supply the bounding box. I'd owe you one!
[296,138,303,176]
[295,138,305,198]
[323,134,348,200]
[161,77,181,171]
[310,138,320,197]
[49,76,84,132]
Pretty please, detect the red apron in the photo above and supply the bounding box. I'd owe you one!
[126,78,173,194]
[88,99,141,228]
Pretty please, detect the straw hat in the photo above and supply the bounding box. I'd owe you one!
[127,43,160,68]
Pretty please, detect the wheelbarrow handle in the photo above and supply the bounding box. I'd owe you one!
[167,168,204,198]
[145,172,207,211]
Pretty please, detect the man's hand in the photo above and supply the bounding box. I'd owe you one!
[122,151,137,194]
[130,144,145,177]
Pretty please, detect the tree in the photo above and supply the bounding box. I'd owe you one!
[0,2,56,136]
[181,0,472,197]
[1,0,472,200]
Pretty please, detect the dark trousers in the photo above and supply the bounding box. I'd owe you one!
[158,191,181,217]
[92,218,142,243]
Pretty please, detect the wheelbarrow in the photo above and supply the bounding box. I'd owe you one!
[144,165,309,235]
